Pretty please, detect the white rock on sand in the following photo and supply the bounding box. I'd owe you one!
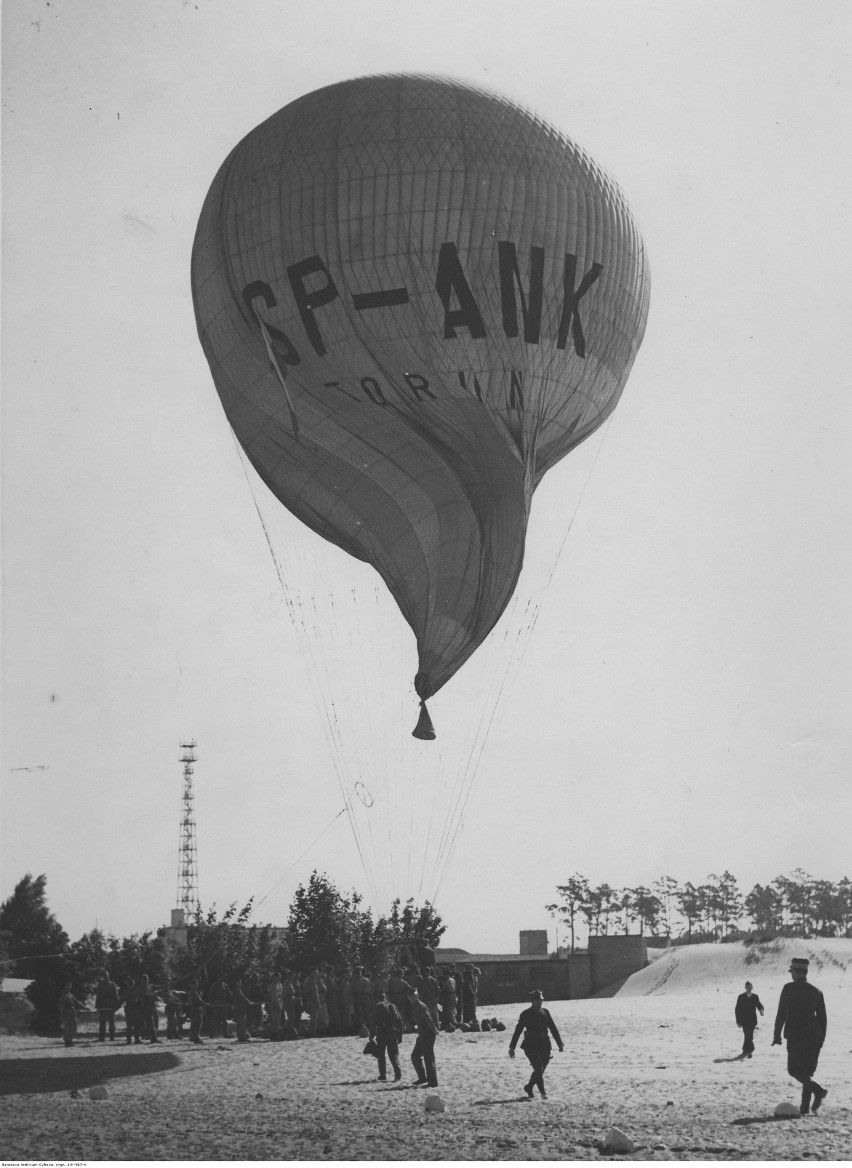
[0,939,849,1161]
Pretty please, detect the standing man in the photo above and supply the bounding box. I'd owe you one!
[772,957,828,1115]
[121,976,140,1045]
[95,970,120,1042]
[231,977,254,1043]
[371,990,404,1082]
[207,976,230,1040]
[59,982,87,1048]
[408,988,439,1087]
[421,966,440,1026]
[187,978,206,1044]
[508,989,563,1099]
[735,980,765,1058]
[353,966,374,1033]
[266,972,284,1041]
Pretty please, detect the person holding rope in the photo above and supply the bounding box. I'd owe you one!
[509,989,563,1099]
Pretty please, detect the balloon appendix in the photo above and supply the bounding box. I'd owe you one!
[191,74,650,740]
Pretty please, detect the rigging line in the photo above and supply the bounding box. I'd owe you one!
[364,585,395,899]
[231,444,357,862]
[429,613,515,885]
[432,605,534,901]
[431,420,616,897]
[322,590,380,907]
[252,485,375,911]
[255,807,349,909]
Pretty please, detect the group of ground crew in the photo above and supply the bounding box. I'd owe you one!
[60,960,483,1047]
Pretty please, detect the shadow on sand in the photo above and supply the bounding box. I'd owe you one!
[731,1115,800,1127]
[713,1054,747,1063]
[0,1050,181,1096]
[473,1096,534,1106]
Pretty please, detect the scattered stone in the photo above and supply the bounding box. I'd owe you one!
[774,1102,801,1118]
[89,1085,108,1101]
[666,1100,674,1107]
[424,1094,445,1113]
[254,1092,263,1100]
[601,1126,635,1153]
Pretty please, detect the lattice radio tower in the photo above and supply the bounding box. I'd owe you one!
[177,740,200,918]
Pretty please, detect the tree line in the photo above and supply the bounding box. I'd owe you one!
[0,871,444,1032]
[547,869,852,951]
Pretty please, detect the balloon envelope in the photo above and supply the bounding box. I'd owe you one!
[192,74,650,705]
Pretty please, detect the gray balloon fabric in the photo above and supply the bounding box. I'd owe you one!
[192,74,650,715]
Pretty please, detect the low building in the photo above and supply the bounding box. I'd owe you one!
[435,933,648,1003]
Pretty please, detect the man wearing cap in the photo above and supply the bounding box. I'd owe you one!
[508,990,564,1099]
[735,980,765,1058]
[772,957,828,1115]
[408,988,440,1087]
[370,990,404,1082]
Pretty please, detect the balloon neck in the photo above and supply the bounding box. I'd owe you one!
[414,671,433,701]
[412,700,436,741]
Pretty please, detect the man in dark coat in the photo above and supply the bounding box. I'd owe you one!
[734,980,765,1058]
[207,977,230,1039]
[409,989,439,1087]
[371,990,404,1081]
[95,970,120,1041]
[509,989,563,1099]
[772,957,828,1114]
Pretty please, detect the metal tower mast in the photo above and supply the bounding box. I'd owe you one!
[177,740,200,918]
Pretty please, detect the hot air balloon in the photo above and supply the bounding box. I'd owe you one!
[191,74,650,739]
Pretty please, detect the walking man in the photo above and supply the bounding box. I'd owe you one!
[772,957,828,1115]
[735,980,765,1058]
[371,990,404,1082]
[408,988,439,1087]
[509,989,563,1099]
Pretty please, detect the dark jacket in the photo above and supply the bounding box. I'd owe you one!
[509,1006,562,1054]
[773,980,827,1049]
[735,991,764,1029]
[372,1000,404,1041]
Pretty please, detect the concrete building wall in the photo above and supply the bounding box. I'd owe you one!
[567,952,592,999]
[589,935,648,993]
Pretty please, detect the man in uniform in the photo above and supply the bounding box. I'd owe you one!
[421,966,440,1026]
[371,990,404,1082]
[353,966,374,1032]
[408,988,439,1087]
[772,956,828,1114]
[121,976,141,1044]
[188,978,206,1044]
[509,989,564,1099]
[59,982,87,1047]
[95,970,120,1041]
[207,976,230,1039]
[734,980,765,1058]
[266,971,284,1040]
[388,966,413,1023]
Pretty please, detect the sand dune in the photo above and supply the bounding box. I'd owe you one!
[618,938,852,997]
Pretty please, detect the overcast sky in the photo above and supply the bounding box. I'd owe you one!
[2,0,851,956]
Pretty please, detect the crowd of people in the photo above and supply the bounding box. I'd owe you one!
[58,955,830,1114]
[60,959,485,1049]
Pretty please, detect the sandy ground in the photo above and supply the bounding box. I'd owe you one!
[1,984,850,1162]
